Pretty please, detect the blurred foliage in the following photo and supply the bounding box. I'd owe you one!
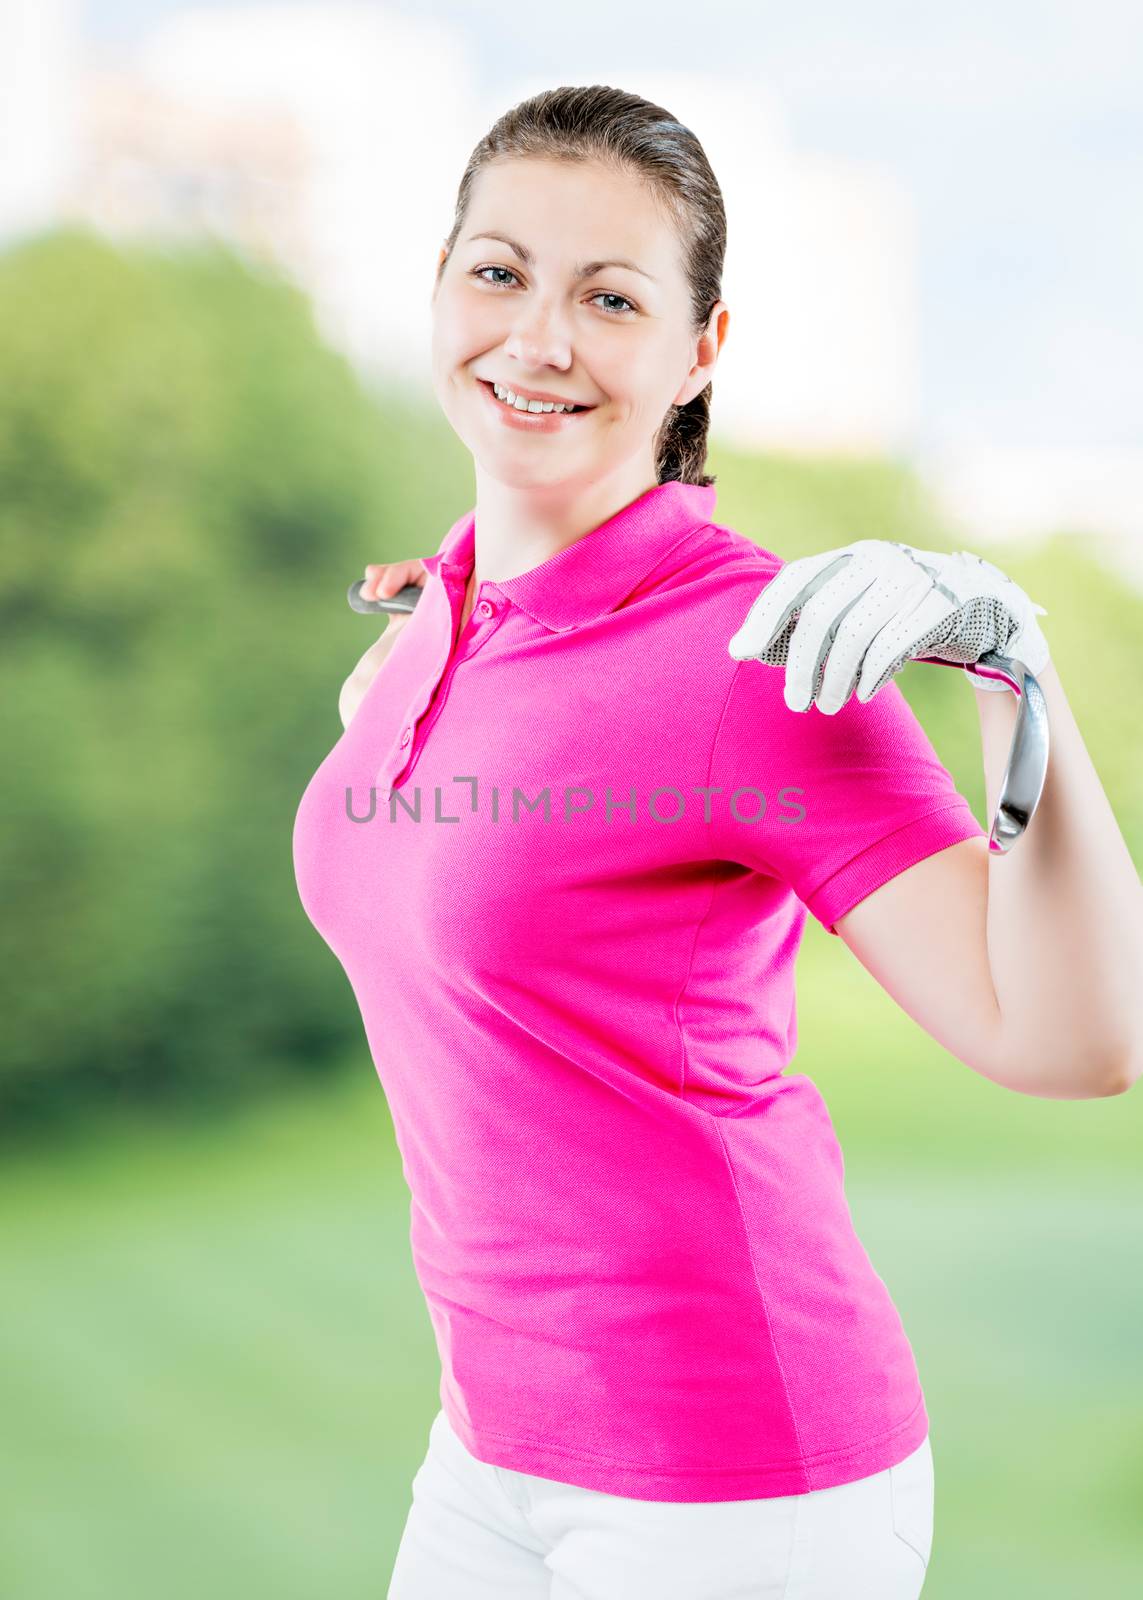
[1,226,1140,1144]
[0,227,471,1136]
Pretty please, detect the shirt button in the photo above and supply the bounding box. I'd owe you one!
[399,727,412,747]
[477,599,494,618]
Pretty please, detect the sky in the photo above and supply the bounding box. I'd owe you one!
[81,0,1143,454]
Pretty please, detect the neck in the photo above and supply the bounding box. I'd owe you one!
[468,462,659,589]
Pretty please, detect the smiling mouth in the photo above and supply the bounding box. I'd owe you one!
[478,379,594,414]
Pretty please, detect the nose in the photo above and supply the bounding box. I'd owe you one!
[503,299,574,373]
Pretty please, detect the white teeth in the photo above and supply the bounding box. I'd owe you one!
[491,382,580,414]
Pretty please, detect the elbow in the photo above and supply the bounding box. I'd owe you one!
[993,1033,1140,1100]
[1078,1028,1143,1097]
[1097,1045,1143,1097]
[1095,1074,1134,1098]
[1100,1005,1143,1094]
[1101,1078,1135,1098]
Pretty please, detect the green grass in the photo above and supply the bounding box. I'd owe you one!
[3,947,1141,1598]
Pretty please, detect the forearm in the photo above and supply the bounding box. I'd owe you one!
[975,658,1143,1097]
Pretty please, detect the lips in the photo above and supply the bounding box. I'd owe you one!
[479,379,593,411]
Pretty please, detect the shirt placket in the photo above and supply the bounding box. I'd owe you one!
[372,562,502,794]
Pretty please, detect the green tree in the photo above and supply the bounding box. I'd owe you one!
[0,227,469,1134]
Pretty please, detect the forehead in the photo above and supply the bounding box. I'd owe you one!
[465,158,681,274]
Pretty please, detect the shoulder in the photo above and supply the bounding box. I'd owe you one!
[637,519,787,683]
[635,518,785,613]
[669,520,787,617]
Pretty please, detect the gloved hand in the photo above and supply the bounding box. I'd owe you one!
[728,539,1050,714]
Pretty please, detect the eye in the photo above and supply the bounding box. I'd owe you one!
[588,291,638,317]
[471,265,520,290]
[468,266,638,317]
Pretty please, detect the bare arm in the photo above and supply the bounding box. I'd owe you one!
[973,657,1143,1094]
[835,660,1143,1099]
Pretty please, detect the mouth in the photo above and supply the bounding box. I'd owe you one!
[476,378,596,423]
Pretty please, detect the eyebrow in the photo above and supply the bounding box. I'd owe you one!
[463,232,659,285]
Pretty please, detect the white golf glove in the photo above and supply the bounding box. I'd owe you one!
[727,539,1050,715]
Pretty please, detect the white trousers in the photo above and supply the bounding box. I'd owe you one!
[388,1408,934,1599]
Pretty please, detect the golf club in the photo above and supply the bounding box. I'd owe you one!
[914,650,1050,854]
[345,580,1049,852]
[347,579,425,615]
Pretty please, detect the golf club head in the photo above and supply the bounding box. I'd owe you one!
[347,579,426,615]
[978,653,1050,855]
[916,650,1050,853]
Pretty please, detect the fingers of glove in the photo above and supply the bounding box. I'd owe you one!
[727,550,851,661]
[851,580,960,705]
[780,553,893,711]
[728,540,1051,708]
[811,567,938,714]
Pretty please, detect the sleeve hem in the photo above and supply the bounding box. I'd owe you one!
[804,799,988,937]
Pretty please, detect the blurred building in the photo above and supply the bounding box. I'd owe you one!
[116,3,479,383]
[74,64,317,275]
[0,0,82,238]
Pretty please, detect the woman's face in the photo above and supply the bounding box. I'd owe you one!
[430,157,725,492]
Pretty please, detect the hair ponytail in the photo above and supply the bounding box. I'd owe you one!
[654,384,716,488]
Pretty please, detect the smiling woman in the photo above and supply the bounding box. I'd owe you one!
[296,83,949,1600]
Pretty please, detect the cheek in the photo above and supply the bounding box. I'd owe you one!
[437,287,507,350]
[433,299,469,358]
[594,339,667,405]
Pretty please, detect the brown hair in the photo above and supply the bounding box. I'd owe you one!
[435,84,726,488]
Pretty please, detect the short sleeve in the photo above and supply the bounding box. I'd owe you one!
[708,658,988,936]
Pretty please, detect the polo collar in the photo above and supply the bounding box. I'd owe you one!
[419,480,718,633]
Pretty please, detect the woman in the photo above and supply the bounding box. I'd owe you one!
[294,85,1142,1599]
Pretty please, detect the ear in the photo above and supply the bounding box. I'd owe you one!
[675,300,729,407]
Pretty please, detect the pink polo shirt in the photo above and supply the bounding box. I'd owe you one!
[292,480,986,1501]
